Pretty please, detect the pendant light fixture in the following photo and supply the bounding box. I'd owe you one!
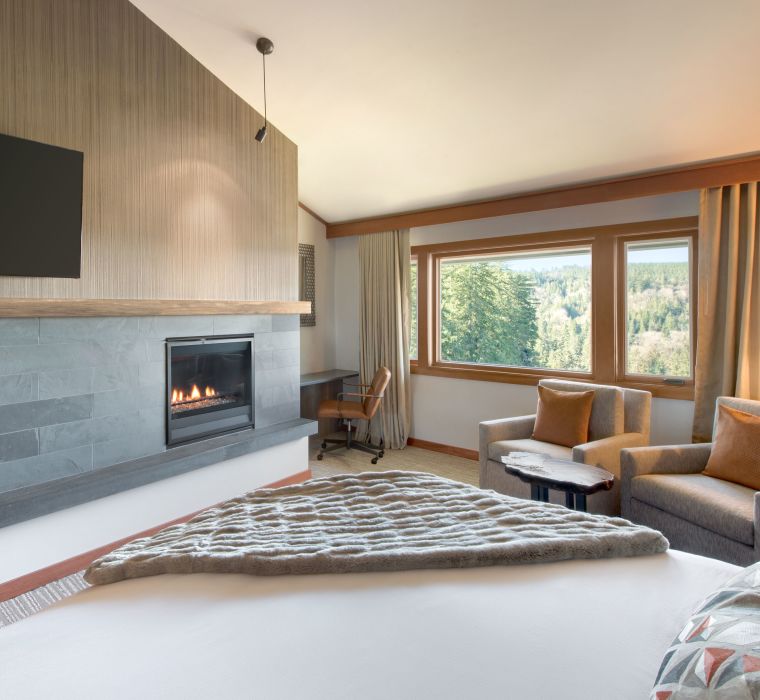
[254,37,274,143]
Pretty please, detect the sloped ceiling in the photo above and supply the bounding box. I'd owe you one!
[130,0,760,222]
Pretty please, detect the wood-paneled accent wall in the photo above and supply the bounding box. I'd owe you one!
[0,0,297,302]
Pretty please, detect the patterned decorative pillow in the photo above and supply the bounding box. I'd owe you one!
[651,562,760,699]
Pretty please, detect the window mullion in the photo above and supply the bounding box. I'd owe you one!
[417,251,431,369]
[592,235,616,384]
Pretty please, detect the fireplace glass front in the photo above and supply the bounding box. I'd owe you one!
[166,335,254,446]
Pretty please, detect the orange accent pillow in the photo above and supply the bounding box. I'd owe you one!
[703,404,760,490]
[531,385,595,448]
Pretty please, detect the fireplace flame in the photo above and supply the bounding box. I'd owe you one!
[171,384,217,406]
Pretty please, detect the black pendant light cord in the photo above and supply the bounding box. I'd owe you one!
[254,37,273,143]
[261,52,267,129]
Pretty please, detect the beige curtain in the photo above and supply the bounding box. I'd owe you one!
[692,183,760,442]
[356,230,412,449]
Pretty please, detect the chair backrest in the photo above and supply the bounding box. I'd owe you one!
[363,366,391,419]
[538,379,624,442]
[713,397,760,438]
[622,387,652,442]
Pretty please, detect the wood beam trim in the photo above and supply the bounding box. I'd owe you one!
[0,298,311,318]
[298,201,328,227]
[326,153,760,238]
[406,437,478,461]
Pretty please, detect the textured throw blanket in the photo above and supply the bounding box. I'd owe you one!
[85,471,668,585]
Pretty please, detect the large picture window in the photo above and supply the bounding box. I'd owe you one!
[623,238,693,380]
[438,248,591,372]
[410,217,698,399]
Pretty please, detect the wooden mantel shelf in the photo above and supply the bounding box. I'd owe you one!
[0,298,311,318]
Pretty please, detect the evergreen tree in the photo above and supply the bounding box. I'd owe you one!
[440,262,537,366]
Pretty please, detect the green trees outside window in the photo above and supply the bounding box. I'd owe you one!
[438,250,592,372]
[409,260,418,359]
[625,241,691,377]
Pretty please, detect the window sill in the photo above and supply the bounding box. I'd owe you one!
[411,362,592,387]
[614,378,694,401]
[410,363,694,400]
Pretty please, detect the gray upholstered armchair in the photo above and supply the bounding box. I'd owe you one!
[621,397,760,566]
[479,379,652,516]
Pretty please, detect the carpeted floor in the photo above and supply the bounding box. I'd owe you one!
[0,437,477,629]
[309,434,478,485]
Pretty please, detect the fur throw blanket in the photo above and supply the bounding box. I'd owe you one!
[85,471,668,585]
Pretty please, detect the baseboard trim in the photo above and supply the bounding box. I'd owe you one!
[407,437,478,461]
[0,469,312,603]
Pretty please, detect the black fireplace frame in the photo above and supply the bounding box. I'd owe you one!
[165,334,255,447]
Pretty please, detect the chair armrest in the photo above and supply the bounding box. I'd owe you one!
[620,443,712,519]
[621,443,712,478]
[479,415,536,448]
[478,414,536,484]
[572,432,647,477]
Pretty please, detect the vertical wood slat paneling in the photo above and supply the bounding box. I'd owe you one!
[0,0,297,302]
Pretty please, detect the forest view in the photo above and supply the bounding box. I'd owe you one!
[439,252,592,372]
[625,242,691,377]
[410,243,691,377]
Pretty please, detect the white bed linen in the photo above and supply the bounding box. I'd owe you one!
[0,551,738,700]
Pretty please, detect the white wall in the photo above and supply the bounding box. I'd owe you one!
[1,438,308,583]
[410,191,699,245]
[298,207,337,374]
[330,192,700,448]
[333,235,361,371]
[411,374,695,449]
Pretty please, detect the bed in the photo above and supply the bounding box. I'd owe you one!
[0,550,738,699]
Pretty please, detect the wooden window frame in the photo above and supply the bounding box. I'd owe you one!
[409,255,418,364]
[614,231,698,398]
[410,216,698,399]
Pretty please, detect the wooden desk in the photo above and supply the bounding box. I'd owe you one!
[300,369,359,437]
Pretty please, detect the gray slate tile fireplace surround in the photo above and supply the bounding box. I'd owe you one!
[0,314,312,527]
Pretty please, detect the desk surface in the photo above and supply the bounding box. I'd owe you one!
[300,369,359,387]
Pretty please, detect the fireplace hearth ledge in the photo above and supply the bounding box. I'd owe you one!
[0,418,317,529]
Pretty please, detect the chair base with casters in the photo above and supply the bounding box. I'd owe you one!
[316,419,385,464]
[315,366,391,465]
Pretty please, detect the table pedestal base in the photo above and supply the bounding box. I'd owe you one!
[529,484,587,512]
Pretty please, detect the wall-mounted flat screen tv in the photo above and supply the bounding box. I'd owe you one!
[0,132,83,278]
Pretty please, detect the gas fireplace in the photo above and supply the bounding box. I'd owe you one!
[166,335,254,446]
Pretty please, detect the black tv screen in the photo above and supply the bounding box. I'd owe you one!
[0,132,83,278]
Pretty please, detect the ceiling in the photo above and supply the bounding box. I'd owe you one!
[129,0,760,223]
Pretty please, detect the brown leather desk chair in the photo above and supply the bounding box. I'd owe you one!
[316,366,391,464]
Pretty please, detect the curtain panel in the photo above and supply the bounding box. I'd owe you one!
[693,183,760,442]
[356,230,412,449]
